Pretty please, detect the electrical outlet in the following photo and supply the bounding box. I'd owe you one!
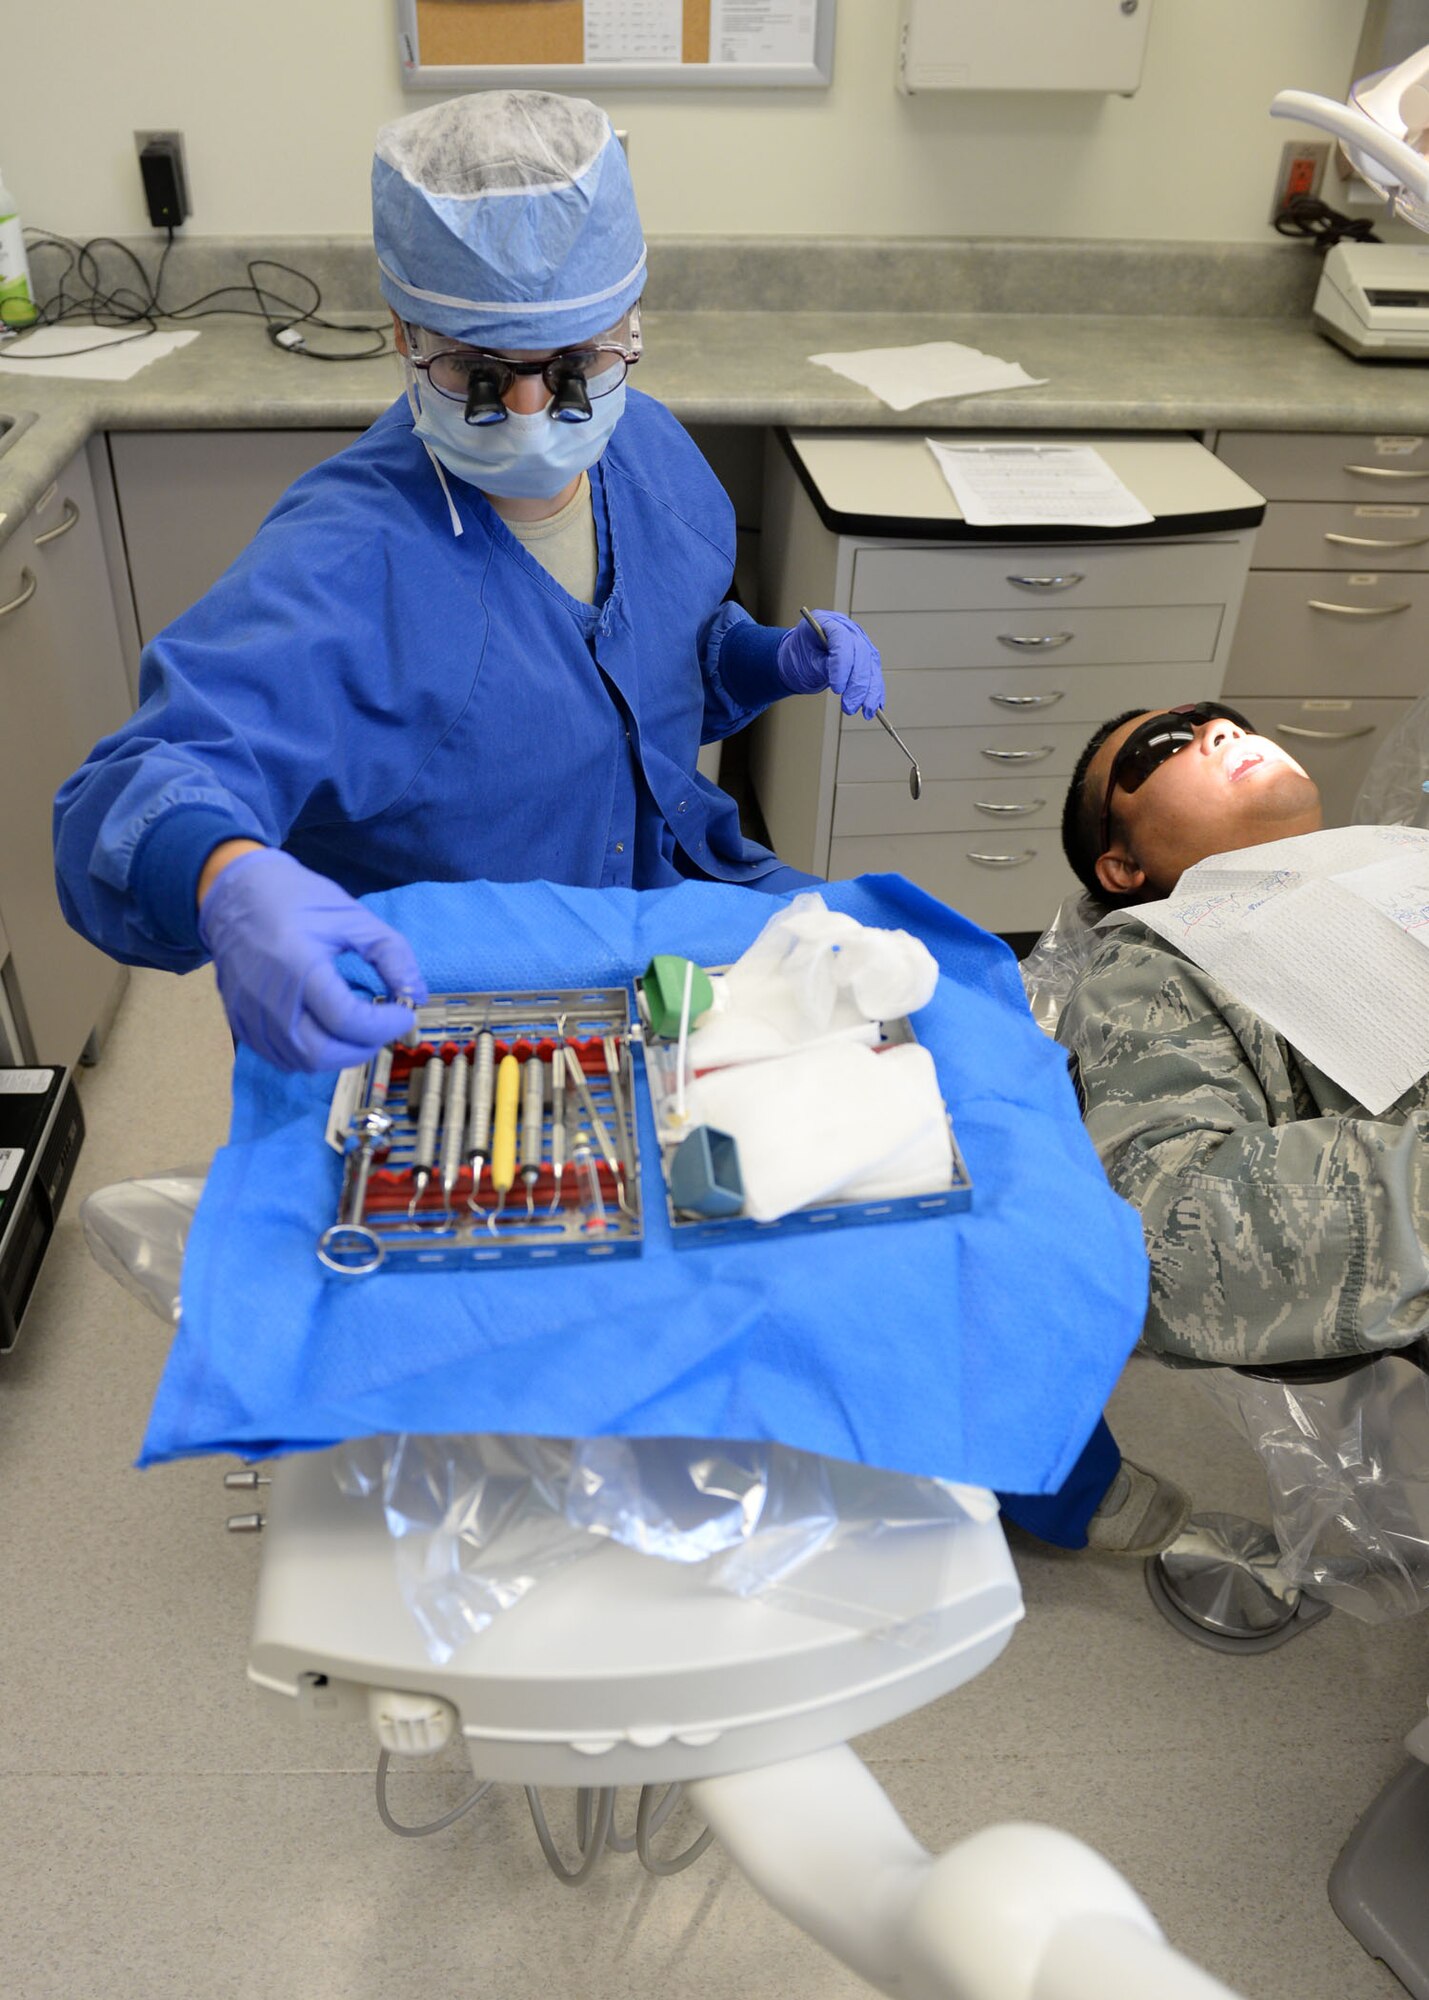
[134,129,191,226]
[1270,138,1330,224]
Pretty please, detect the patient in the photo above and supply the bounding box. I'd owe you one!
[1057,702,1429,1367]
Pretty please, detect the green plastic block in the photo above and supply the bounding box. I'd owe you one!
[643,955,714,1040]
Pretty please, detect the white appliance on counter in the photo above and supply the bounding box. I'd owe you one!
[1313,242,1429,358]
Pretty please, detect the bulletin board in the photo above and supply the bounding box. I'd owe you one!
[397,0,836,90]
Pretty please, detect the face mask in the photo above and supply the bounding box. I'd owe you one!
[408,362,626,500]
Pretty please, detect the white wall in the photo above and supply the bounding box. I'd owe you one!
[11,2,1368,243]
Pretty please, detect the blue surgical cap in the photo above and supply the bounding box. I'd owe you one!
[372,90,647,349]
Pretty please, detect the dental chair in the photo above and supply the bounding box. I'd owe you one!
[85,1175,1241,2000]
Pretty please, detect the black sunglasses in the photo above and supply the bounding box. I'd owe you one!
[1098,703,1258,858]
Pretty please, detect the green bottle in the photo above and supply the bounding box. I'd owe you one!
[0,167,38,332]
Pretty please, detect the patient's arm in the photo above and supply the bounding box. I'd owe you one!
[1058,923,1429,1367]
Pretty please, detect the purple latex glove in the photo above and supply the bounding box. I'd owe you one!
[776,610,885,720]
[197,848,427,1073]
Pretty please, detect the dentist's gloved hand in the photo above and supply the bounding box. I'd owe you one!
[776,610,885,720]
[197,848,427,1073]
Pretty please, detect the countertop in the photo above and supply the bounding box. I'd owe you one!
[3,232,1429,551]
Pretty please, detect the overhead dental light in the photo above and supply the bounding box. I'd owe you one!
[1272,43,1429,230]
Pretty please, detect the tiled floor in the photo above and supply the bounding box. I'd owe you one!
[0,966,1421,2000]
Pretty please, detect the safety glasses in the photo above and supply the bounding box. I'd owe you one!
[408,306,642,426]
[1099,702,1258,858]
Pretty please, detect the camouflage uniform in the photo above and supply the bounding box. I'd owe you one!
[1057,919,1429,1366]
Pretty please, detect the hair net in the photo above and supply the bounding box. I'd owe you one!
[372,90,647,348]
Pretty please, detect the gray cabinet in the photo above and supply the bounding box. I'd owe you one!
[0,450,130,1067]
[1217,430,1429,827]
[749,431,1261,933]
[107,429,364,648]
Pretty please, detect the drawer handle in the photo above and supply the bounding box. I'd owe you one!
[1006,573,1085,591]
[1324,529,1429,550]
[991,692,1063,708]
[980,744,1055,762]
[998,631,1074,651]
[1275,723,1376,742]
[1343,464,1429,480]
[974,799,1046,816]
[1307,597,1412,618]
[968,849,1038,868]
[33,497,80,547]
[0,567,37,619]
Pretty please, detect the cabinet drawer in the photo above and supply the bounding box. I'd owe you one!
[849,539,1248,614]
[1223,572,1429,699]
[1242,695,1414,830]
[836,718,1090,783]
[1251,501,1429,571]
[832,775,1058,839]
[860,604,1224,672]
[829,832,1076,934]
[1218,431,1429,502]
[877,662,1225,729]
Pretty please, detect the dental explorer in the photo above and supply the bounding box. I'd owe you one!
[798,605,922,801]
[438,1043,469,1225]
[465,1029,496,1212]
[547,1038,567,1214]
[406,1053,446,1219]
[602,1033,634,1217]
[487,1052,521,1233]
[519,1055,545,1219]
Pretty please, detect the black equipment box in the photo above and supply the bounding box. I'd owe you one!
[0,1067,84,1352]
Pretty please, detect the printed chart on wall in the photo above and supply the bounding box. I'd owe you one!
[397,0,835,88]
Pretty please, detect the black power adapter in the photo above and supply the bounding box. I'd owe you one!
[138,136,189,229]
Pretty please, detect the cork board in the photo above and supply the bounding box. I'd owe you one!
[397,0,835,88]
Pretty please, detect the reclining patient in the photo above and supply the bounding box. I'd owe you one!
[1057,701,1429,1369]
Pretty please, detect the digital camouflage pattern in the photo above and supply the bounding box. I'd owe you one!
[1057,920,1429,1366]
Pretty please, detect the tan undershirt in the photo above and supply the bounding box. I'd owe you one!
[497,473,599,605]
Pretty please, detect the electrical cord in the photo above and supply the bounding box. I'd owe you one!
[373,1762,715,1883]
[374,1749,496,1837]
[525,1784,616,1885]
[0,226,389,361]
[1274,194,1383,252]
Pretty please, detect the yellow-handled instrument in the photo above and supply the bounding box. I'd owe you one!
[487,1053,521,1234]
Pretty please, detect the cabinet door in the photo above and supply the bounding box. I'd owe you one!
[1224,572,1429,698]
[29,453,133,744]
[1217,431,1429,502]
[108,429,364,643]
[1245,695,1412,830]
[0,523,127,1068]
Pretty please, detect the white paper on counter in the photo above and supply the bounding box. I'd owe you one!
[709,0,817,65]
[927,439,1154,527]
[585,0,682,62]
[0,325,199,381]
[805,340,1046,412]
[1108,825,1429,1114]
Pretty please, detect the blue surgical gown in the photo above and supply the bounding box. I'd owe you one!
[54,390,794,971]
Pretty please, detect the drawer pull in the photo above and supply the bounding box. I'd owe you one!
[980,744,1055,762]
[1343,464,1429,481]
[1324,529,1429,550]
[1307,597,1412,618]
[1275,723,1375,742]
[991,692,1064,708]
[974,799,1046,816]
[998,631,1073,651]
[968,850,1038,868]
[1006,572,1085,591]
[33,497,80,547]
[0,567,37,619]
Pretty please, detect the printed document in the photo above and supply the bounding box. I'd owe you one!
[1110,825,1429,1114]
[585,0,682,62]
[927,441,1154,528]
